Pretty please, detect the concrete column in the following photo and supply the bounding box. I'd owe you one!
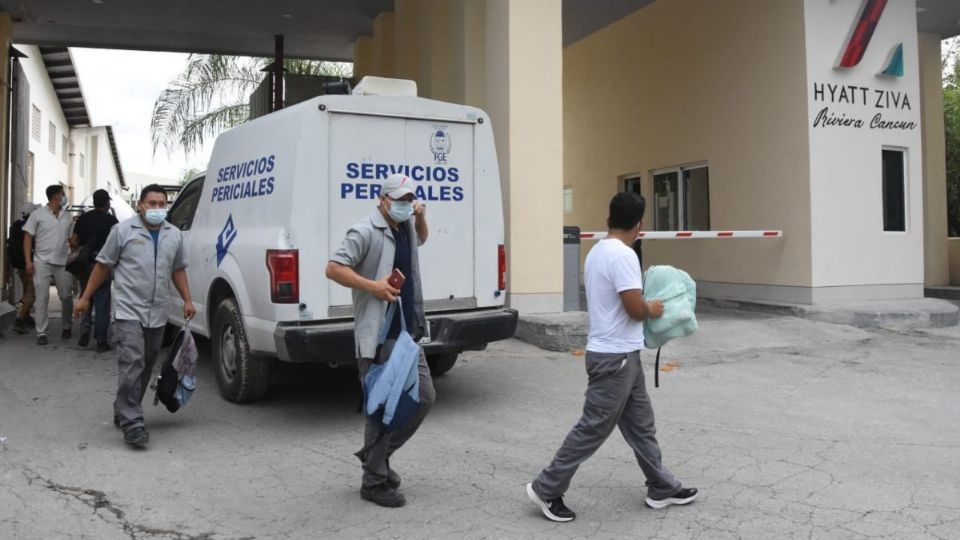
[484,0,564,313]
[0,13,12,283]
[373,12,396,78]
[451,0,486,107]
[919,32,950,286]
[393,0,421,85]
[419,0,456,102]
[353,35,375,81]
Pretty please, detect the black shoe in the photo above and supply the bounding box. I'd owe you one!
[123,426,149,447]
[78,330,90,347]
[526,483,576,522]
[386,468,401,489]
[62,328,72,340]
[646,487,699,509]
[37,335,48,346]
[25,316,36,327]
[360,484,406,508]
[96,340,111,353]
[13,318,28,334]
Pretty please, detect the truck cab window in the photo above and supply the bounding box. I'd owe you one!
[167,177,205,230]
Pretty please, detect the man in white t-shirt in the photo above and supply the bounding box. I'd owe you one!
[526,192,698,522]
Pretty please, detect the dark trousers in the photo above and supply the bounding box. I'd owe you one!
[81,272,112,341]
[114,320,165,431]
[356,346,436,487]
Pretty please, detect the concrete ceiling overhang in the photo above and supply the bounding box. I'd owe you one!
[2,0,958,61]
[2,0,394,61]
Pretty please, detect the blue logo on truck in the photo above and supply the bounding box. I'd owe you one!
[216,214,237,267]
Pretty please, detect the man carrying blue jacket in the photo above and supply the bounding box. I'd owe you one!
[326,173,436,508]
[527,192,698,522]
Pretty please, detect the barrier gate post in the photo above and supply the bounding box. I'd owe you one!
[563,226,581,312]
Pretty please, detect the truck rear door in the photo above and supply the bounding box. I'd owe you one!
[327,112,476,316]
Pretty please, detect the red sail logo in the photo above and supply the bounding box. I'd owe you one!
[836,0,887,68]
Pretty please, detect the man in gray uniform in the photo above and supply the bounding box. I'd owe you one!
[75,184,196,448]
[23,184,74,345]
[326,173,434,508]
[527,192,698,522]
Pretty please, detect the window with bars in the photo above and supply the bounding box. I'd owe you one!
[48,122,57,154]
[31,105,41,141]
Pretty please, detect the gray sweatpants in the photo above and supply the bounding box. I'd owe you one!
[533,350,681,500]
[114,320,165,431]
[356,345,436,488]
[32,260,73,336]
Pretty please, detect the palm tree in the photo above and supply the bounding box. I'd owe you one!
[151,54,351,156]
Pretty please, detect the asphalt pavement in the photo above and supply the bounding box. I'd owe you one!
[1,305,958,539]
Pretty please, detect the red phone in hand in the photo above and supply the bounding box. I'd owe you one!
[388,268,405,290]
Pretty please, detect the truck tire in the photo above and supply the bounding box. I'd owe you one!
[427,352,459,376]
[213,297,269,403]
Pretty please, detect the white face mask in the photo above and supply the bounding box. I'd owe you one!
[144,208,167,225]
[388,201,414,223]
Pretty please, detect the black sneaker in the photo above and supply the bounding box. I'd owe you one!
[386,468,401,489]
[123,426,149,447]
[62,328,72,340]
[645,487,699,509]
[13,318,28,334]
[96,340,111,353]
[37,335,48,346]
[360,483,406,508]
[526,483,576,522]
[78,330,90,347]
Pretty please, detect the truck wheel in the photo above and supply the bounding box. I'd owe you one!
[213,297,269,403]
[427,352,459,376]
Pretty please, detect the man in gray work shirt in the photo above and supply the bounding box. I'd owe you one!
[23,184,75,345]
[326,173,434,508]
[75,184,196,448]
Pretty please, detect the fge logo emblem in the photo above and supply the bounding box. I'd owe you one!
[834,0,903,77]
[216,214,237,267]
[430,129,451,163]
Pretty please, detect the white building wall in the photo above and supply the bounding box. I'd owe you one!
[70,126,135,221]
[17,44,70,204]
[804,0,924,300]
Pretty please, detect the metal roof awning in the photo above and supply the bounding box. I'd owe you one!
[38,46,90,127]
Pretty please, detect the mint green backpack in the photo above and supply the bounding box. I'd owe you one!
[642,265,699,386]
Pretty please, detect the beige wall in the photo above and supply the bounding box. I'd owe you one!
[919,32,950,286]
[353,36,374,82]
[373,12,396,77]
[950,239,960,285]
[564,0,812,292]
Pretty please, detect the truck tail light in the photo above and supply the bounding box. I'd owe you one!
[266,249,299,304]
[498,244,506,291]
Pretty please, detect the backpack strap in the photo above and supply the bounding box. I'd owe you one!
[654,346,662,388]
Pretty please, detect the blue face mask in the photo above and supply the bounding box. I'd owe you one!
[59,194,68,207]
[144,208,167,225]
[388,201,414,223]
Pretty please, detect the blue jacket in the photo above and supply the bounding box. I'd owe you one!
[363,299,421,430]
[643,265,699,348]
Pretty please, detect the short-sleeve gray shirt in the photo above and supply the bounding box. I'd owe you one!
[96,216,188,328]
[22,204,73,265]
[330,209,425,359]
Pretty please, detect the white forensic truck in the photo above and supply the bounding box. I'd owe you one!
[164,78,518,403]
